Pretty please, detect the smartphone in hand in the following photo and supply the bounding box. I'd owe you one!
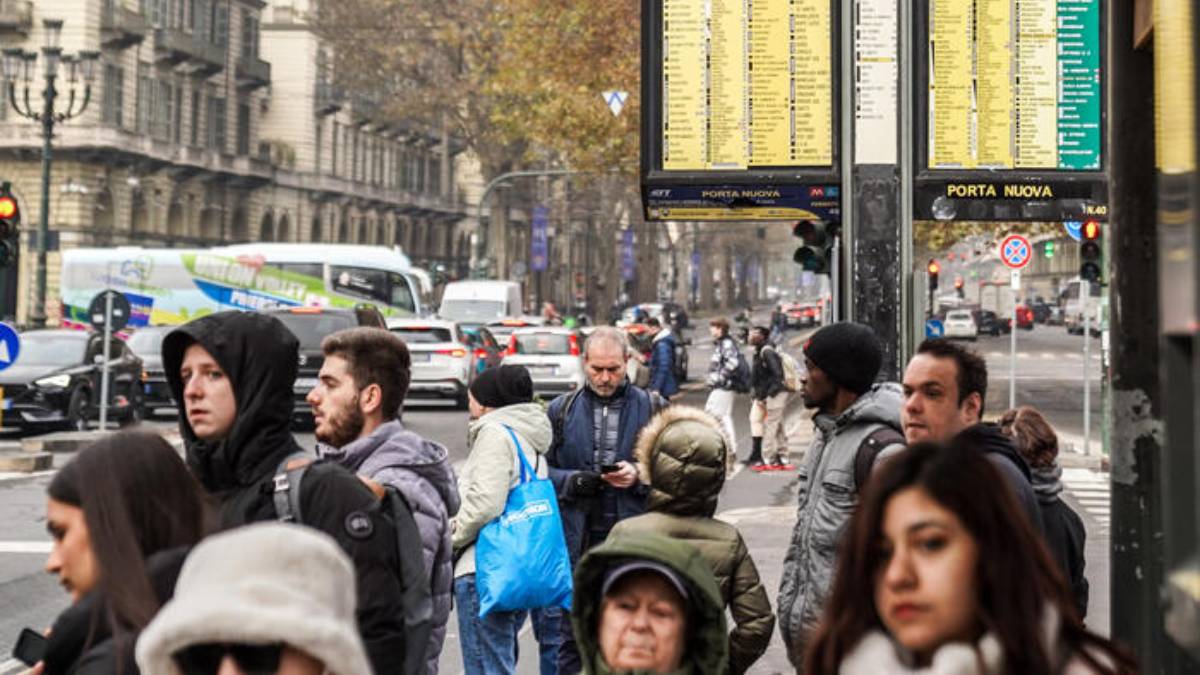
[600,463,621,474]
[12,627,48,666]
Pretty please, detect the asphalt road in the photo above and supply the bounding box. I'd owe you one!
[0,318,1112,673]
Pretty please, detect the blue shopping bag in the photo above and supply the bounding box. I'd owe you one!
[475,425,573,617]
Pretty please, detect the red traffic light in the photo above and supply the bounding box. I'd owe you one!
[927,260,940,274]
[1082,220,1100,240]
[0,197,15,220]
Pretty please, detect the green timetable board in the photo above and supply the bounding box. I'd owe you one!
[926,0,1101,171]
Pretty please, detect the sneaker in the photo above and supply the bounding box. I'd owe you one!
[771,460,796,471]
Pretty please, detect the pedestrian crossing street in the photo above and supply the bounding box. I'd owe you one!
[1062,467,1110,531]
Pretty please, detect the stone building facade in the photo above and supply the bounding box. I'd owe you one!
[0,0,468,324]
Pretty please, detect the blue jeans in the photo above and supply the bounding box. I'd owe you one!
[454,575,562,675]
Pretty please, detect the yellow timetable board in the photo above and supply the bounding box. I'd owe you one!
[927,0,1103,170]
[661,0,834,171]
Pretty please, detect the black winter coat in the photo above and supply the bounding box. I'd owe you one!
[752,344,786,401]
[43,549,188,675]
[163,312,407,674]
[955,423,1044,534]
[1039,494,1089,619]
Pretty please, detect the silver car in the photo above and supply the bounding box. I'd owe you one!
[500,327,586,398]
[388,318,476,409]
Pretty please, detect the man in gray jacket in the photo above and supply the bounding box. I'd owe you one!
[307,327,461,674]
[777,322,906,669]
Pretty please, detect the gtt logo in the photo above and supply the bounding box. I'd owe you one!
[809,187,825,197]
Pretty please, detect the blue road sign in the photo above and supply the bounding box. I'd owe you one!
[530,206,549,272]
[1064,221,1083,241]
[0,322,20,371]
[925,318,945,338]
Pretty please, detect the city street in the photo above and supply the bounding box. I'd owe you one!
[0,321,1112,674]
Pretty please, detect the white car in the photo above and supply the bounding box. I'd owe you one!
[943,310,979,341]
[388,318,477,409]
[500,327,586,398]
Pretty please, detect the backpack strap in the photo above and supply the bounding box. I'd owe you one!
[854,426,907,491]
[273,452,313,524]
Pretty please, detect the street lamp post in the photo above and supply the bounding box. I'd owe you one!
[2,20,99,327]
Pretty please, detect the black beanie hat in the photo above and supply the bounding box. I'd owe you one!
[469,364,534,408]
[802,322,883,394]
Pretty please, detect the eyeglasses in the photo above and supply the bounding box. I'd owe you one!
[172,643,284,675]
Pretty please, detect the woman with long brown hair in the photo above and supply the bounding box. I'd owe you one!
[804,440,1135,674]
[40,430,210,675]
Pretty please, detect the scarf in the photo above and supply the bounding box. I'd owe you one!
[1031,463,1065,499]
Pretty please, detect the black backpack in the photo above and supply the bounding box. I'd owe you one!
[853,426,907,490]
[728,343,753,393]
[273,454,433,675]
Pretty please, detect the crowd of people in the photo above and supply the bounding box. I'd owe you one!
[23,308,1138,675]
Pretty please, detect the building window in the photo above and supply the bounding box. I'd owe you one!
[315,119,323,174]
[173,86,184,143]
[190,89,201,146]
[154,80,172,140]
[236,100,251,155]
[102,63,125,128]
[241,13,259,59]
[135,64,152,134]
[429,155,440,195]
[207,94,226,152]
[330,122,339,177]
[213,3,229,47]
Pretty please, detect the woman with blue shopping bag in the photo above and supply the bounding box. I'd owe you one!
[451,365,573,675]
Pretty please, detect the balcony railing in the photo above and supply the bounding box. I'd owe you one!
[154,27,225,75]
[100,3,149,48]
[314,79,344,116]
[235,55,270,90]
[0,0,32,35]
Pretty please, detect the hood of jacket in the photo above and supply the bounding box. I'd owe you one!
[652,328,675,345]
[322,420,461,515]
[956,422,1033,481]
[162,311,300,492]
[816,382,904,435]
[467,402,553,454]
[634,406,727,517]
[573,532,728,675]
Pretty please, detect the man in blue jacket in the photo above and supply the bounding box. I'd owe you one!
[546,326,663,673]
[645,317,680,398]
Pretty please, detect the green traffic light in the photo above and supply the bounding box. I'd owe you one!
[1044,241,1054,258]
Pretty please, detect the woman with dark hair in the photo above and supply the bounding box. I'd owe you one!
[40,430,210,675]
[999,406,1089,620]
[804,441,1135,675]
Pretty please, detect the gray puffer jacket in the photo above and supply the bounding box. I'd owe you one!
[321,421,461,675]
[777,382,905,668]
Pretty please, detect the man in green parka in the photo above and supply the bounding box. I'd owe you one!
[571,533,729,675]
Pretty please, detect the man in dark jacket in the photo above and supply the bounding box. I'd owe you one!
[900,338,1043,532]
[748,326,790,470]
[308,327,461,674]
[546,326,661,673]
[646,317,680,398]
[162,311,407,674]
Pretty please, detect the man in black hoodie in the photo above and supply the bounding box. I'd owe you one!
[162,311,407,673]
[899,338,1043,531]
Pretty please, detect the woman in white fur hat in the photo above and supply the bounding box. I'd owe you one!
[135,523,372,675]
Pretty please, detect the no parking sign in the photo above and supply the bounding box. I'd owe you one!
[999,234,1032,270]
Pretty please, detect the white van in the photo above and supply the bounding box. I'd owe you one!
[438,280,522,330]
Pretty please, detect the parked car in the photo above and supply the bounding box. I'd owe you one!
[389,318,486,409]
[485,317,547,345]
[0,329,144,431]
[973,310,1011,337]
[943,310,979,341]
[500,327,586,398]
[1029,301,1053,324]
[1014,304,1036,330]
[264,305,387,428]
[126,325,176,416]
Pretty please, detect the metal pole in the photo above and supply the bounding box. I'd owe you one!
[831,235,840,323]
[1010,277,1018,410]
[99,290,112,430]
[33,71,57,328]
[1082,292,1091,455]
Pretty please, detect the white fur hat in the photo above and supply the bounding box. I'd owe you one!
[136,522,371,675]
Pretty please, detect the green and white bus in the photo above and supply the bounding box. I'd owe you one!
[60,243,430,328]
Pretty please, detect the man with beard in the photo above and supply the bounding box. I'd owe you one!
[546,326,665,673]
[776,322,906,670]
[307,327,461,674]
[162,311,407,674]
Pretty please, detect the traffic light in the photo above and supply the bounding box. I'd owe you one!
[792,220,840,273]
[0,183,18,268]
[1079,220,1101,282]
[927,259,940,290]
[954,276,964,298]
[1043,240,1055,258]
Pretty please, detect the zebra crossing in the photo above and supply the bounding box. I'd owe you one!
[1062,467,1110,531]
